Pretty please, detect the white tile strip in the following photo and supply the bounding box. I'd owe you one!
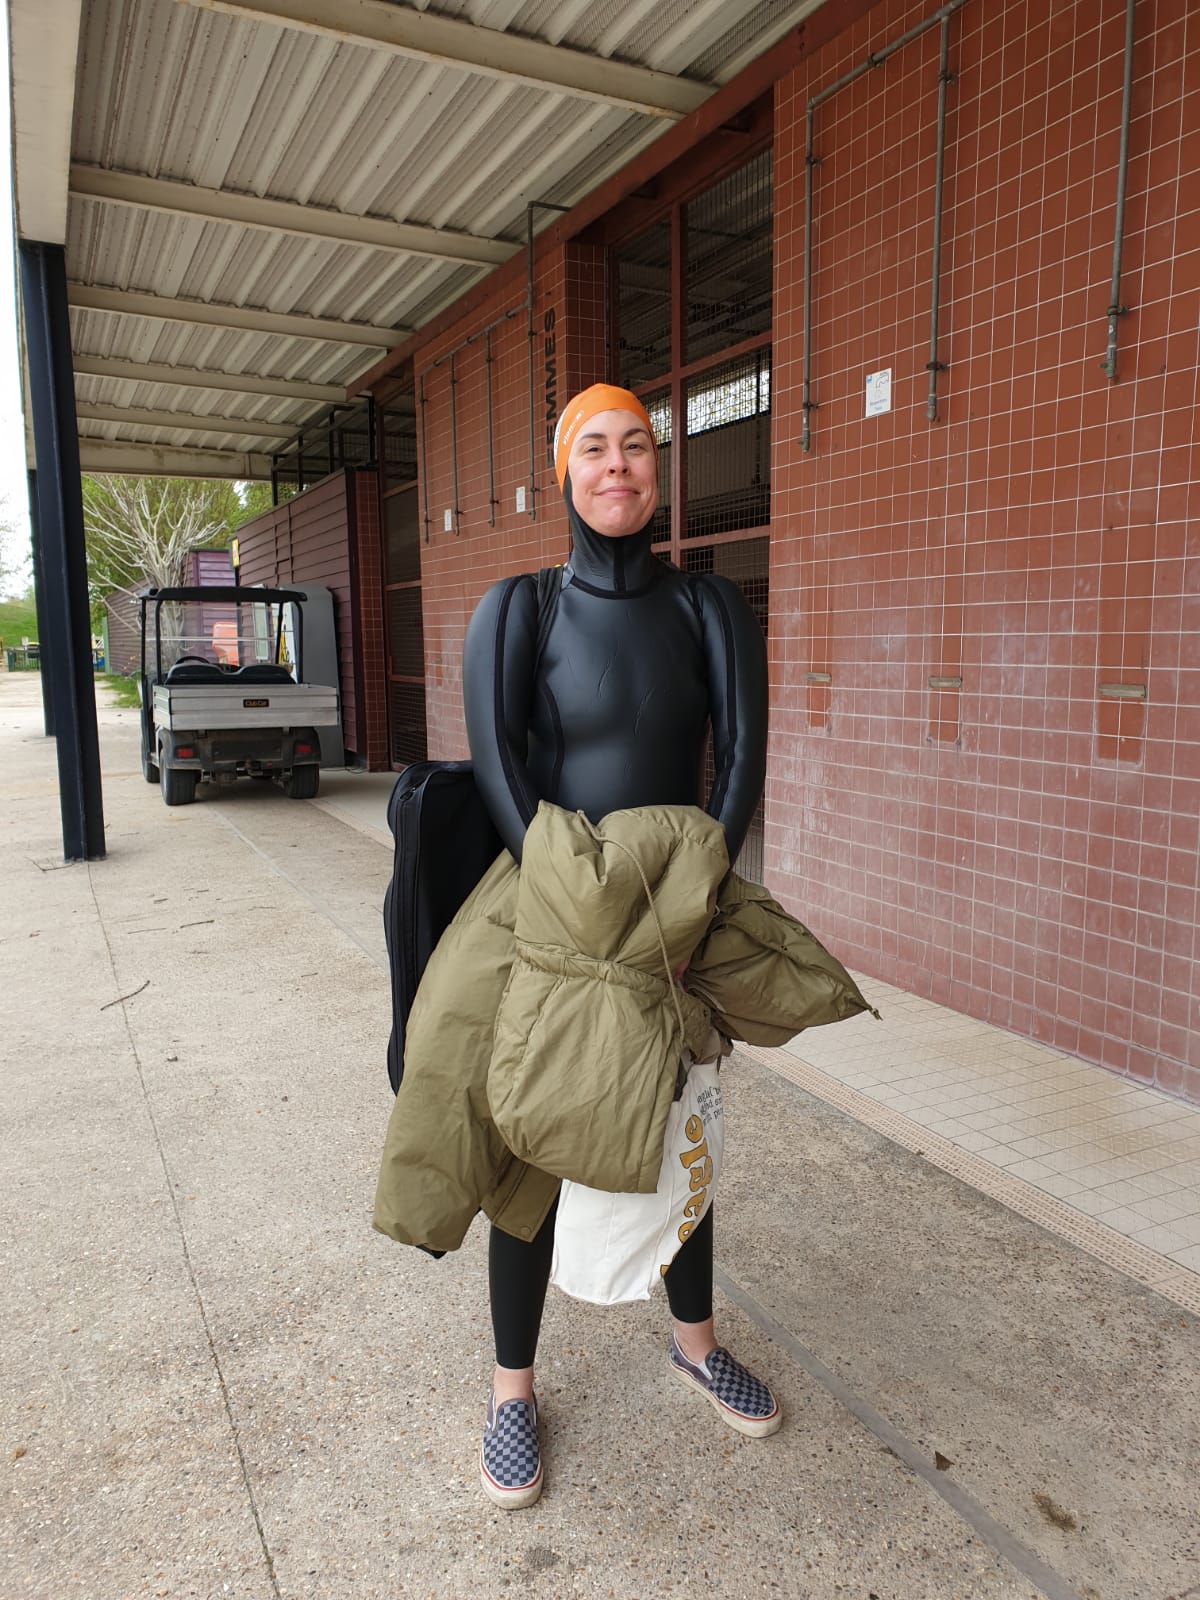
[740,1040,1200,1320]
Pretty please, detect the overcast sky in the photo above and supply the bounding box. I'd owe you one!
[1,8,33,596]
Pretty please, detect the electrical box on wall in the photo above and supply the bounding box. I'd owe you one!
[443,509,452,531]
[515,486,526,513]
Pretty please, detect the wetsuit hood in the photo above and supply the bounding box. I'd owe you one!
[562,472,661,595]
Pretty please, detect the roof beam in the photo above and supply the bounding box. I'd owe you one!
[69,165,514,267]
[77,403,299,441]
[177,0,711,119]
[68,283,407,347]
[9,0,83,243]
[77,440,274,480]
[74,354,345,403]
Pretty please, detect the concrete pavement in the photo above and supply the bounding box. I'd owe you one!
[2,671,1196,1600]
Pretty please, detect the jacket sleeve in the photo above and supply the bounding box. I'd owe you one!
[692,573,768,866]
[462,574,541,863]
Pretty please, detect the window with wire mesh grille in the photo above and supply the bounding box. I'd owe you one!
[685,347,771,540]
[385,487,421,586]
[643,386,672,542]
[615,219,673,391]
[685,150,772,366]
[389,681,428,768]
[387,588,425,680]
[381,398,418,490]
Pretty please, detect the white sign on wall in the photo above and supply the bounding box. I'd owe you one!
[865,368,892,417]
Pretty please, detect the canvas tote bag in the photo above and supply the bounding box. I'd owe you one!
[550,1051,724,1304]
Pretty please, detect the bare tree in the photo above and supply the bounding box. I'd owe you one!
[81,476,239,599]
[82,476,243,669]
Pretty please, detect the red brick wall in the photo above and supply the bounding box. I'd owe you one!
[414,240,607,758]
[360,0,1198,1099]
[768,0,1198,1096]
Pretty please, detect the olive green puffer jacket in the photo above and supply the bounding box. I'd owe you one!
[373,802,874,1255]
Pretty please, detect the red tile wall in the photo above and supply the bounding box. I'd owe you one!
[413,241,607,759]
[770,0,1199,1098]
[362,0,1197,1101]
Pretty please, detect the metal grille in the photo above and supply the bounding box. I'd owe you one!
[271,399,376,495]
[387,588,425,679]
[685,150,772,365]
[389,681,428,767]
[615,219,672,390]
[684,348,771,540]
[682,536,769,882]
[384,487,421,585]
[644,386,672,542]
[381,397,418,489]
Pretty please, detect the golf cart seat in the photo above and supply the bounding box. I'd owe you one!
[234,664,296,685]
[165,661,226,684]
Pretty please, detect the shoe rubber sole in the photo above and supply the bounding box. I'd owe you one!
[479,1454,544,1509]
[669,1357,783,1438]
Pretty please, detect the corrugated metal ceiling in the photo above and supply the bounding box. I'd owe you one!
[62,0,818,470]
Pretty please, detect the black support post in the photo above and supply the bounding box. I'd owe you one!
[19,241,106,862]
[27,469,55,736]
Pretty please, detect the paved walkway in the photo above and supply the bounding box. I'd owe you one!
[3,671,1197,1600]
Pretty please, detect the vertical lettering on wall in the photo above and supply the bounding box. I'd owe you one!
[544,307,557,466]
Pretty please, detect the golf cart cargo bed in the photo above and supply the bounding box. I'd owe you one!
[152,682,339,730]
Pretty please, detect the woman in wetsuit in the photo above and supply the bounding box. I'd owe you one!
[463,384,778,1509]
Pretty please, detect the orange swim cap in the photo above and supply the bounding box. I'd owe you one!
[553,384,658,492]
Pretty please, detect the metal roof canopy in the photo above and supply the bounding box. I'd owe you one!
[10,0,830,478]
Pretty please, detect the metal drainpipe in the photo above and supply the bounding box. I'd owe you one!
[926,17,954,421]
[415,306,520,539]
[448,350,460,534]
[801,102,817,452]
[485,328,496,527]
[417,370,431,544]
[525,200,570,519]
[1103,0,1137,380]
[800,0,969,453]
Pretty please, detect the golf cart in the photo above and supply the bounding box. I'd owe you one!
[139,586,338,807]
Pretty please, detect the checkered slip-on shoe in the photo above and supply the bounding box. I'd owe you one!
[479,1392,543,1508]
[668,1334,782,1437]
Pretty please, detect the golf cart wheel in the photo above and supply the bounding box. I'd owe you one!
[282,764,319,800]
[160,764,198,807]
[142,749,159,784]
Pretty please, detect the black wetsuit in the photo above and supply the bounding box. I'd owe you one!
[463,495,768,1363]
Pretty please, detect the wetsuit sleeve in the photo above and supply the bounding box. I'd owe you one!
[462,575,541,863]
[692,574,768,866]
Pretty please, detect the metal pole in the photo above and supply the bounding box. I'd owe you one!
[801,0,969,453]
[1103,0,1136,380]
[485,328,496,528]
[801,103,817,453]
[18,241,106,862]
[926,16,953,421]
[448,351,461,534]
[27,468,54,736]
[417,370,431,544]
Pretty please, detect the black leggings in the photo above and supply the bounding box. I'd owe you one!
[489,1199,714,1368]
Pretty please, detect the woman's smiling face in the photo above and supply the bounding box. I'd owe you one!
[566,408,659,538]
